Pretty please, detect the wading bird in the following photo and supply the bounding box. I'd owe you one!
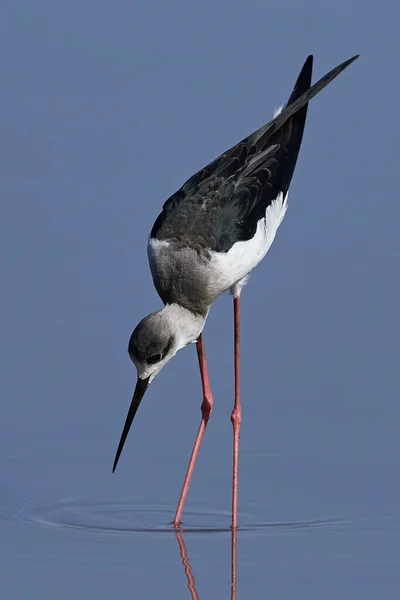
[112,54,358,529]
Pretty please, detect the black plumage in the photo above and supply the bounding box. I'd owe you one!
[151,54,358,253]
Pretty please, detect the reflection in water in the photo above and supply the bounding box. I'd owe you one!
[231,525,237,600]
[175,529,200,600]
[175,526,238,600]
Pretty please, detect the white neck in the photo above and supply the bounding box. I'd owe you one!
[160,304,207,348]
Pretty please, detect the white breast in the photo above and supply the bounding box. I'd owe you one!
[208,191,288,297]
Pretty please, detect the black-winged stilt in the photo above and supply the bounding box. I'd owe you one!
[112,54,359,529]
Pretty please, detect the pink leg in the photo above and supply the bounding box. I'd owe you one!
[173,334,214,527]
[231,296,242,531]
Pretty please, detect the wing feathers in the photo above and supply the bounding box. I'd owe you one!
[151,55,358,252]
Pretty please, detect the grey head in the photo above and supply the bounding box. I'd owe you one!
[129,310,177,380]
[112,303,206,472]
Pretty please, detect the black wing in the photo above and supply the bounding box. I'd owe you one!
[151,54,358,252]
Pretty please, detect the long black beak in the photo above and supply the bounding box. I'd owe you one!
[112,376,150,473]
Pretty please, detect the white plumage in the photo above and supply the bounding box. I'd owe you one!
[209,191,288,297]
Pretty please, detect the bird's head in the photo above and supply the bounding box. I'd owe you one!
[128,310,180,381]
[112,304,206,472]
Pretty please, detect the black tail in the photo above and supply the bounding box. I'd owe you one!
[278,55,314,194]
[251,54,358,149]
[286,54,314,107]
[279,54,358,128]
[246,54,358,196]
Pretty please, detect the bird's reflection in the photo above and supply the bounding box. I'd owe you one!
[175,528,200,600]
[231,525,238,600]
[175,525,238,600]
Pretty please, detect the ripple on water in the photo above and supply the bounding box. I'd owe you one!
[10,495,357,535]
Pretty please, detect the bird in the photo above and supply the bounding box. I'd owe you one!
[112,54,359,529]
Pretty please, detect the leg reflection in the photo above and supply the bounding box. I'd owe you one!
[175,525,238,600]
[175,528,200,600]
[231,524,238,600]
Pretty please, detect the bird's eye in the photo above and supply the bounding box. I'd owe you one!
[147,353,163,365]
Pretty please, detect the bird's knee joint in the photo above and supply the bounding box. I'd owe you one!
[201,397,213,418]
[231,408,242,426]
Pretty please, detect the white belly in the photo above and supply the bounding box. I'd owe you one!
[208,191,288,296]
